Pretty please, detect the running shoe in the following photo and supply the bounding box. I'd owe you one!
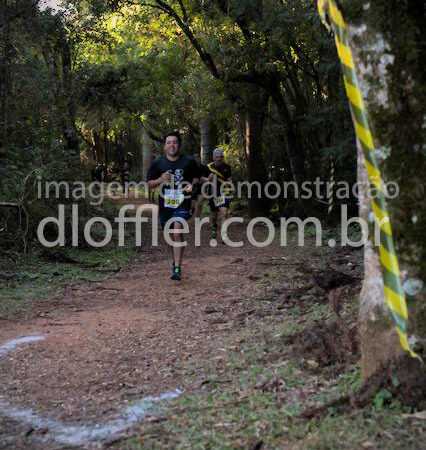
[210,225,217,238]
[171,266,181,281]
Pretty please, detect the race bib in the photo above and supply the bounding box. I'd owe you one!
[164,189,184,209]
[213,195,226,207]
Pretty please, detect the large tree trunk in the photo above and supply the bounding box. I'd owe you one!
[243,87,271,217]
[60,39,80,154]
[346,1,426,396]
[41,24,80,156]
[268,77,306,187]
[199,115,217,164]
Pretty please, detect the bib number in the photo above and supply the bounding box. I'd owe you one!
[213,195,226,207]
[164,189,184,209]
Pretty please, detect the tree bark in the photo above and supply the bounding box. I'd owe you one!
[102,124,110,165]
[243,86,271,217]
[41,22,80,156]
[345,0,426,392]
[60,38,80,154]
[268,76,306,186]
[142,130,153,180]
[93,132,104,164]
[199,115,217,164]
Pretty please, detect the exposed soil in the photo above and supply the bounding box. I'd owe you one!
[0,199,363,449]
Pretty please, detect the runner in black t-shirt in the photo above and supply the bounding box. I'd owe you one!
[146,131,198,280]
[201,148,233,242]
[191,154,209,219]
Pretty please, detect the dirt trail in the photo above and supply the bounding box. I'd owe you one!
[2,199,320,448]
[0,195,364,449]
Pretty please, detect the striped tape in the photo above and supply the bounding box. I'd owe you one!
[317,0,420,360]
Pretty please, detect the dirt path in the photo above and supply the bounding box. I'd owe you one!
[0,200,359,449]
[0,206,289,447]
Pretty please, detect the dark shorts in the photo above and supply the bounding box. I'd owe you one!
[208,197,231,212]
[159,208,191,228]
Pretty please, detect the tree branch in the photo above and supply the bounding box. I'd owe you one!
[176,0,188,23]
[215,0,253,42]
[0,202,20,208]
[152,0,221,79]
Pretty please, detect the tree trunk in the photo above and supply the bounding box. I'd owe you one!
[142,130,153,180]
[346,0,426,397]
[41,25,80,156]
[243,87,271,217]
[181,127,198,156]
[129,127,143,179]
[199,115,217,164]
[102,124,110,165]
[268,77,306,186]
[60,38,80,154]
[93,132,104,164]
[0,0,11,157]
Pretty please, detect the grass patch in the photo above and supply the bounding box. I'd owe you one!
[0,242,138,318]
[117,280,424,450]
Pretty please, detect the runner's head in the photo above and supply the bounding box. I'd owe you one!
[163,131,182,159]
[212,148,225,166]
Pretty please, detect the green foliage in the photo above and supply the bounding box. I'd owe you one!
[0,240,137,318]
[373,388,393,410]
[1,0,357,252]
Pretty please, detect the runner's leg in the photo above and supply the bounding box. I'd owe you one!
[210,210,218,238]
[166,212,190,280]
[194,194,204,218]
[219,206,229,240]
[171,221,185,267]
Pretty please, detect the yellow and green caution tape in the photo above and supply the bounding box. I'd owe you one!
[317,0,420,360]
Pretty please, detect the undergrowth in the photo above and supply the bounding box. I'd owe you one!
[116,265,425,450]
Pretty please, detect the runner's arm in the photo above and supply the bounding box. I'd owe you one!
[146,161,171,188]
[147,172,171,189]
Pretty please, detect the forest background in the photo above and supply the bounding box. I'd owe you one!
[0,0,359,248]
[1,1,426,448]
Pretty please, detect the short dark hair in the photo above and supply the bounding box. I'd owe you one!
[163,131,182,146]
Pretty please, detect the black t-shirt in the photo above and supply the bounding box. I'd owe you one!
[146,155,199,212]
[199,164,210,179]
[206,162,232,196]
[207,162,231,180]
